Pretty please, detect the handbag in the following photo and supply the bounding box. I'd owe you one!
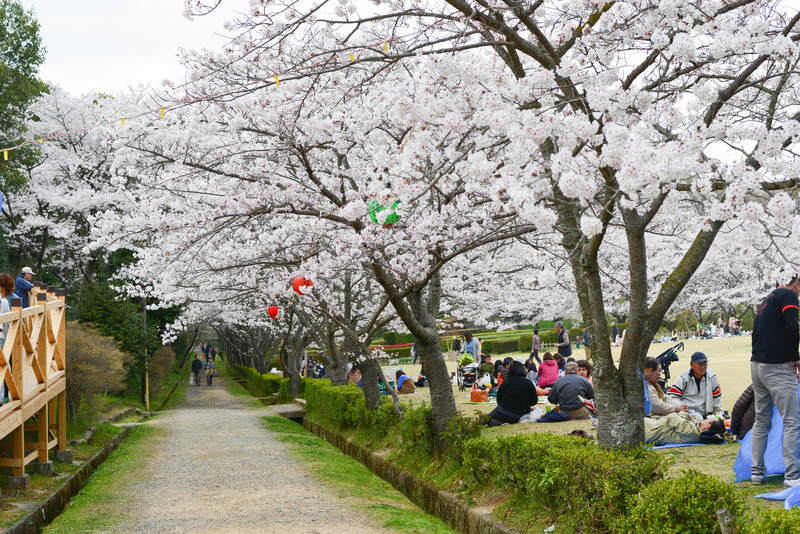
[189,374,195,385]
[470,389,488,402]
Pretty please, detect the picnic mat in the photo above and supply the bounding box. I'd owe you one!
[756,485,800,510]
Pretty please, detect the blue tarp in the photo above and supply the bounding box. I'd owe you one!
[653,442,722,450]
[755,486,800,510]
[733,384,800,483]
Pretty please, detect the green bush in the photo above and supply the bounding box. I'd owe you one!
[615,469,743,534]
[746,508,800,533]
[442,412,485,462]
[481,340,493,353]
[463,433,669,532]
[539,330,558,345]
[568,327,583,342]
[232,364,303,402]
[383,331,397,345]
[518,335,532,352]
[381,347,412,359]
[399,404,435,454]
[492,338,520,354]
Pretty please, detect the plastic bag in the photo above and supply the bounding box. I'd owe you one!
[477,372,492,388]
[189,374,195,385]
[519,407,543,423]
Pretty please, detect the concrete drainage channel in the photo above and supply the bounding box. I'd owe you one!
[4,407,150,534]
[266,394,513,534]
[4,428,131,534]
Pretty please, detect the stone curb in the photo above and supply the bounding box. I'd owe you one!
[68,406,140,446]
[4,427,131,534]
[303,419,515,534]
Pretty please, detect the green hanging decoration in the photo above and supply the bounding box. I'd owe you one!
[368,200,401,227]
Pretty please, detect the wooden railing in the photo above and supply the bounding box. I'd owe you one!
[0,283,66,476]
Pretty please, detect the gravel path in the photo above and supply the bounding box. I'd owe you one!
[120,376,398,533]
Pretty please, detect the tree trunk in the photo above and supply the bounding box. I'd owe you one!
[417,333,456,446]
[360,355,381,410]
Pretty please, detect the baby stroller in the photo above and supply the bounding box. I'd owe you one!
[655,342,683,390]
[458,362,479,391]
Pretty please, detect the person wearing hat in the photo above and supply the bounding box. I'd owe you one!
[13,267,35,308]
[667,351,722,418]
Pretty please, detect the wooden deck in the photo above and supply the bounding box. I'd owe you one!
[0,284,66,475]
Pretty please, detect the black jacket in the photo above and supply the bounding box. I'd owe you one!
[191,359,203,373]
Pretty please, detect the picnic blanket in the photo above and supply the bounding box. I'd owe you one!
[652,442,727,450]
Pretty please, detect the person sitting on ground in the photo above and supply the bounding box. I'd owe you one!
[667,352,722,418]
[496,357,513,386]
[478,354,494,377]
[644,411,726,445]
[643,356,687,416]
[415,363,428,388]
[548,362,595,420]
[348,365,362,386]
[395,369,416,394]
[538,352,560,388]
[485,361,538,426]
[576,359,594,386]
[555,353,566,372]
[525,361,538,385]
[730,384,755,440]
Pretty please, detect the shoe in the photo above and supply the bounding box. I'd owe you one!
[578,395,596,413]
[751,474,764,485]
[784,478,800,487]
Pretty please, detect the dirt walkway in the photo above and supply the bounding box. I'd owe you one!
[118,376,398,533]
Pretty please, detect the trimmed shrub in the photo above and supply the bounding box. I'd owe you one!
[492,338,520,354]
[746,508,800,533]
[614,469,743,534]
[518,335,532,352]
[481,340,493,353]
[463,433,669,532]
[442,412,485,462]
[399,404,435,454]
[232,364,302,402]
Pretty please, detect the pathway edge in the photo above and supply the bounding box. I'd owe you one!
[303,418,516,534]
[3,428,131,534]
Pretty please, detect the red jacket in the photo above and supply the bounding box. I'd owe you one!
[538,360,559,387]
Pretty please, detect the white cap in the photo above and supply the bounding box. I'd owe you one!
[21,267,35,275]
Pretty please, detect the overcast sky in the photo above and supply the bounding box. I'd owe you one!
[19,0,248,95]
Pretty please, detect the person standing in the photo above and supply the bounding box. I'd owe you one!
[205,357,216,386]
[13,267,35,308]
[750,274,800,486]
[583,329,591,360]
[555,321,572,358]
[530,329,541,363]
[611,322,619,343]
[191,355,203,387]
[0,273,14,405]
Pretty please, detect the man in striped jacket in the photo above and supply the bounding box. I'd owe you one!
[667,352,722,418]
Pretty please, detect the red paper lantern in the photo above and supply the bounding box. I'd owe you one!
[291,276,314,296]
[267,305,281,320]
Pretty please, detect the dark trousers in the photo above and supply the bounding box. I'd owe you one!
[530,349,541,364]
[206,373,213,386]
[193,370,201,386]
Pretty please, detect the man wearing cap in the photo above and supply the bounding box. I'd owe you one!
[667,352,722,418]
[750,274,800,487]
[548,361,594,419]
[13,267,35,308]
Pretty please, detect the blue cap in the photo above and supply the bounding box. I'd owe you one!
[691,352,708,363]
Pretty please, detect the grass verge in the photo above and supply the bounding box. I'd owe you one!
[43,424,161,533]
[261,416,456,534]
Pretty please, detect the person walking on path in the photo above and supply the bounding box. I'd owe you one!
[205,357,216,386]
[750,273,800,486]
[191,355,203,387]
[530,329,541,363]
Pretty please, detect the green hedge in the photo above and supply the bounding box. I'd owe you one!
[492,338,520,354]
[231,364,303,402]
[518,335,532,352]
[481,340,493,353]
[463,433,668,532]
